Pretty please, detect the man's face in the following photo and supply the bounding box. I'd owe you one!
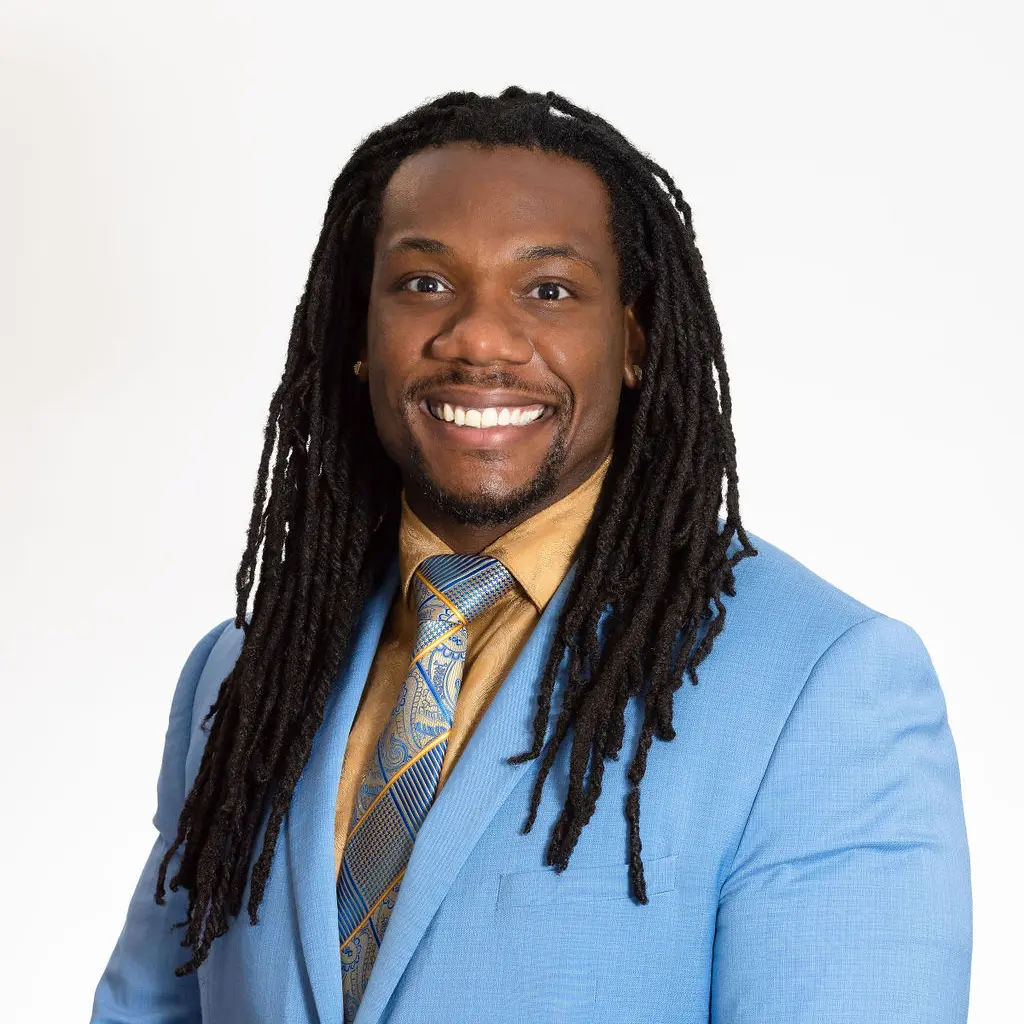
[364,142,644,531]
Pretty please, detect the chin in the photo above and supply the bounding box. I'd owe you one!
[400,410,571,527]
[410,458,562,529]
[423,479,546,528]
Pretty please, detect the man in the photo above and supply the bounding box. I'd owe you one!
[92,87,972,1023]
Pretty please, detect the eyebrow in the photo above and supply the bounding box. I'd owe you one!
[384,235,602,277]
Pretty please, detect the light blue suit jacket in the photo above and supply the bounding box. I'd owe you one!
[92,529,972,1022]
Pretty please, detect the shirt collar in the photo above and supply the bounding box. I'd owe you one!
[398,451,613,613]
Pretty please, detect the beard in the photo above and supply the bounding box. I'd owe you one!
[402,410,571,528]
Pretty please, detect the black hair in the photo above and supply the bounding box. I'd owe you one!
[155,85,757,973]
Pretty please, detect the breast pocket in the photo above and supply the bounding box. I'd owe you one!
[487,855,678,1022]
[497,853,677,908]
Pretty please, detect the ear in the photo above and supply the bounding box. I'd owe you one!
[354,342,369,381]
[352,352,368,385]
[621,305,647,390]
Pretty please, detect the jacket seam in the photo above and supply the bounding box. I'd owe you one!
[718,611,882,895]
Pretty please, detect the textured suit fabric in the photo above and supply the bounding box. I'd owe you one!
[91,525,972,1023]
[334,452,610,877]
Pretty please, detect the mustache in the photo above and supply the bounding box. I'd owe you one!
[406,367,567,406]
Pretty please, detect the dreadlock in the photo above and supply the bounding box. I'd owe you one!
[154,85,757,973]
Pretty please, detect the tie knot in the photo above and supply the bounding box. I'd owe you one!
[415,553,516,624]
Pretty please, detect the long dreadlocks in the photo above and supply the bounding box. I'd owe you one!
[155,85,758,974]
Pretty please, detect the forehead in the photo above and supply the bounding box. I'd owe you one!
[375,142,614,257]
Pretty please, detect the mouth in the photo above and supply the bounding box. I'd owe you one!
[416,396,557,446]
[421,397,556,427]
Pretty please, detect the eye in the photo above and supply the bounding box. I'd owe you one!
[529,281,573,301]
[401,275,451,294]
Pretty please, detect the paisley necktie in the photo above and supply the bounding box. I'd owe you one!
[337,552,516,1022]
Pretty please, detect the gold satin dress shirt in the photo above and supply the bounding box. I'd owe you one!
[333,451,612,877]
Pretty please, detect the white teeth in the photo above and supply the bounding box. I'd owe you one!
[426,402,548,428]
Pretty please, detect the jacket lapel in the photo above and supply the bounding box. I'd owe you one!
[353,563,580,1024]
[286,556,400,1024]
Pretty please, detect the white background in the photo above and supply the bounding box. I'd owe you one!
[1,1,1020,1019]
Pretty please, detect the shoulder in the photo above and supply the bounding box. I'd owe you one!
[665,526,951,846]
[185,617,246,733]
[153,617,237,834]
[166,617,239,730]
[157,617,245,801]
[716,524,893,676]
[695,525,938,748]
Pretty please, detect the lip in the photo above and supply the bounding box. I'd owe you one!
[417,398,556,446]
[419,388,558,410]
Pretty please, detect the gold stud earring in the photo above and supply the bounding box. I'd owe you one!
[632,363,643,384]
[353,360,363,378]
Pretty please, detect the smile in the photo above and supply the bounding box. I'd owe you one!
[419,399,556,430]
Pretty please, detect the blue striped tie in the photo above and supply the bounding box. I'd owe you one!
[337,553,516,1022]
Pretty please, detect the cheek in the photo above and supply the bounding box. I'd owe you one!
[362,327,404,452]
[576,378,623,446]
[366,307,418,405]
[556,338,624,434]
[366,302,405,363]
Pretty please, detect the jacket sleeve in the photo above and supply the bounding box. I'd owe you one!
[710,614,973,1023]
[91,618,234,1024]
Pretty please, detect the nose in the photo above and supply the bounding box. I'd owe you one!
[429,289,534,367]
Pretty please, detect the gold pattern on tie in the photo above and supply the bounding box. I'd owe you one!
[336,553,516,1022]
